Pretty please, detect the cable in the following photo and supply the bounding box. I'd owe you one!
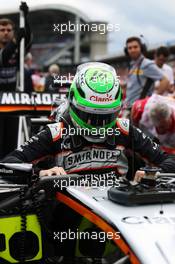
[19,186,27,263]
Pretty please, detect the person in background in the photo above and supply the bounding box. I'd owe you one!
[25,52,33,70]
[124,36,169,111]
[131,94,175,154]
[45,64,60,92]
[148,101,175,154]
[0,3,31,159]
[154,46,174,94]
[31,67,45,92]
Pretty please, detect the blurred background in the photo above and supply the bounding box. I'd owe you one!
[0,0,175,89]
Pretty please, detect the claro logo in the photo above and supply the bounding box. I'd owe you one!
[90,94,112,102]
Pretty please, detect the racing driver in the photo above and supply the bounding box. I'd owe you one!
[2,62,175,182]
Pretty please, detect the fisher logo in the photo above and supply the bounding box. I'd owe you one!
[90,94,112,102]
[64,148,120,170]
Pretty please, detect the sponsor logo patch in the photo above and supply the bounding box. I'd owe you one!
[89,94,113,102]
[64,148,120,170]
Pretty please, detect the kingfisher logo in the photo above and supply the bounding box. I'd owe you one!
[90,94,112,102]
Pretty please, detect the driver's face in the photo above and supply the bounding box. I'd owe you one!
[0,24,14,45]
[127,41,142,60]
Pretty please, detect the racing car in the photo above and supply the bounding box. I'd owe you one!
[0,163,175,264]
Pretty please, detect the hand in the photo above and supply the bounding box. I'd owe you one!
[19,2,29,17]
[134,170,146,182]
[39,166,67,177]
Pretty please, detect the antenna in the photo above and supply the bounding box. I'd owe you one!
[140,34,149,48]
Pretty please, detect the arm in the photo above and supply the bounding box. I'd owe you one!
[143,62,169,94]
[167,67,174,93]
[2,127,58,164]
[129,125,175,173]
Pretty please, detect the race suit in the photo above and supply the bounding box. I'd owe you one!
[3,113,175,179]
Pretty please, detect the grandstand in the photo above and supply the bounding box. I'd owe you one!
[1,0,175,75]
[0,0,109,72]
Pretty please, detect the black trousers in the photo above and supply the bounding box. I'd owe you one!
[0,116,19,159]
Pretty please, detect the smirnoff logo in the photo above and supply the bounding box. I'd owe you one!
[90,94,112,102]
[0,92,66,105]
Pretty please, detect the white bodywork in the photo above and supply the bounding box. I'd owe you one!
[67,186,175,264]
